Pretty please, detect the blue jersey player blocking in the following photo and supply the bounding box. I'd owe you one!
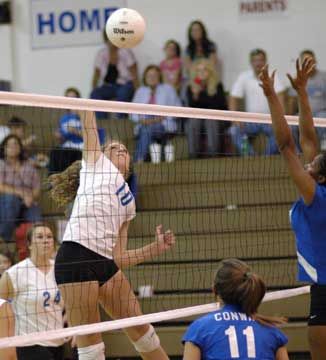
[183,259,288,360]
[260,57,326,360]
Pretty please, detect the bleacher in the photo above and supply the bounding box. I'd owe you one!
[0,106,310,358]
[107,156,309,358]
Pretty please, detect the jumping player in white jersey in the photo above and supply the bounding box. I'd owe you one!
[50,111,175,360]
[183,259,289,360]
[0,298,16,360]
[0,223,65,360]
[260,58,326,359]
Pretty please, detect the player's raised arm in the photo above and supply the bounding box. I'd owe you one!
[287,58,318,163]
[259,66,294,151]
[259,65,316,205]
[79,110,101,164]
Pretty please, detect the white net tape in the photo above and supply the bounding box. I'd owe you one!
[1,91,326,126]
[0,286,310,349]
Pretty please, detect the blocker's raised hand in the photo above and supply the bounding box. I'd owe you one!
[259,64,276,97]
[287,57,315,92]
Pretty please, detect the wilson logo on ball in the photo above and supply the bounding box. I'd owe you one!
[106,8,146,48]
[113,28,135,34]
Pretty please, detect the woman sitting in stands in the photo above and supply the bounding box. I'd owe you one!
[186,59,228,158]
[0,135,41,243]
[131,65,181,163]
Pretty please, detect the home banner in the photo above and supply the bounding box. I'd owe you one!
[30,0,127,49]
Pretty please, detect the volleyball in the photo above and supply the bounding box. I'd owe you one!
[105,8,146,48]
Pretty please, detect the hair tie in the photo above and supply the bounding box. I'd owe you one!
[243,271,252,280]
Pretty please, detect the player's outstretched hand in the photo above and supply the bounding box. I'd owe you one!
[155,224,176,254]
[259,65,276,97]
[287,57,315,92]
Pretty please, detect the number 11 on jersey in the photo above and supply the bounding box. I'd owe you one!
[225,325,256,358]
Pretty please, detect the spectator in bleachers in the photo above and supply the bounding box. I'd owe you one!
[7,117,35,149]
[58,88,83,151]
[90,30,139,119]
[228,49,286,155]
[131,65,181,163]
[160,40,183,92]
[0,135,41,243]
[48,88,83,174]
[184,20,218,75]
[288,50,326,149]
[0,124,10,144]
[186,59,228,158]
[64,87,81,99]
[5,116,48,169]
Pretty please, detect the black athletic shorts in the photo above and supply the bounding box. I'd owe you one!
[16,344,64,360]
[308,284,326,326]
[55,241,119,286]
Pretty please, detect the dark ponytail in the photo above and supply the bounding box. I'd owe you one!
[213,259,287,326]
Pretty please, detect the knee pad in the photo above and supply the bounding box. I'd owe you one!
[132,325,160,353]
[78,342,105,360]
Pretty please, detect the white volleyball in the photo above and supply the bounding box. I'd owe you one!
[105,8,146,48]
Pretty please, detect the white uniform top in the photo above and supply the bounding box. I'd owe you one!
[0,298,5,307]
[231,69,286,113]
[6,259,64,347]
[63,153,136,259]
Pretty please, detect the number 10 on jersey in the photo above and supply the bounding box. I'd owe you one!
[225,325,256,358]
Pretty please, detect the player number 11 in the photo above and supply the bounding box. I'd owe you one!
[225,325,256,358]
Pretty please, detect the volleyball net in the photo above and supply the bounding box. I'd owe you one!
[0,91,324,350]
